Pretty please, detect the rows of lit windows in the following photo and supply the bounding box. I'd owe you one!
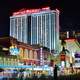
[22,16,26,42]
[10,10,59,51]
[10,16,28,44]
[21,48,38,60]
[46,14,50,48]
[42,15,45,46]
[0,49,38,66]
[17,17,21,41]
[31,12,56,50]
[15,18,18,39]
[51,13,56,50]
[10,18,15,37]
[38,16,41,44]
[31,16,37,44]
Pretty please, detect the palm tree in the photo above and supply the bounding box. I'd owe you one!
[61,39,66,49]
[61,39,70,53]
[61,39,70,67]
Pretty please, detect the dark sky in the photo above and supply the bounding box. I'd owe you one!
[0,0,80,37]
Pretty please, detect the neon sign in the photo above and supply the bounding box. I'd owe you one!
[13,7,50,16]
[9,45,20,55]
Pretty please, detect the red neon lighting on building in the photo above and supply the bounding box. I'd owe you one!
[65,39,76,42]
[13,7,50,16]
[56,9,60,14]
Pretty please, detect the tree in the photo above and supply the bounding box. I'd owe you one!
[61,39,70,67]
[61,39,66,48]
[61,39,70,53]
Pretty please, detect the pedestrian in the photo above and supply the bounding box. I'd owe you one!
[54,64,58,80]
[32,73,38,80]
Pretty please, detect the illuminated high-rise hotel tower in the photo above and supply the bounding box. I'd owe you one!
[10,7,59,51]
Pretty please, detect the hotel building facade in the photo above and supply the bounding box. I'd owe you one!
[10,7,59,52]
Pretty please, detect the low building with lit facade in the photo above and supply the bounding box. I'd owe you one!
[10,7,60,52]
[60,31,80,40]
[0,37,52,68]
[58,38,80,74]
[0,37,53,75]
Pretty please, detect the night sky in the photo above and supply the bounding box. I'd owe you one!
[0,0,80,37]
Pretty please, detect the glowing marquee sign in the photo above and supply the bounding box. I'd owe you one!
[13,7,50,16]
[9,45,20,55]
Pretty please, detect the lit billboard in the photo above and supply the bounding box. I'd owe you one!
[74,52,80,58]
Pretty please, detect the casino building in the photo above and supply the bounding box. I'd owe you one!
[10,7,60,52]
